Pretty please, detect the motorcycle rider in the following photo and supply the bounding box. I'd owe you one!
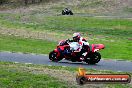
[72,32,89,52]
[67,32,89,61]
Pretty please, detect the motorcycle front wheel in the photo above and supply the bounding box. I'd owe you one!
[49,51,62,62]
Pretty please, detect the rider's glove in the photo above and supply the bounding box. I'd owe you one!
[66,39,70,42]
[66,39,73,42]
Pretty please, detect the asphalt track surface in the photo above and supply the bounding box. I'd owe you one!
[0,52,132,72]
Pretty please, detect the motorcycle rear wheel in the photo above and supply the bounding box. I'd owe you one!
[85,52,101,64]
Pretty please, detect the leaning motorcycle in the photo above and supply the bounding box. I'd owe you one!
[49,40,105,64]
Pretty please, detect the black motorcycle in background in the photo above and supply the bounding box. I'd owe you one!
[62,8,73,15]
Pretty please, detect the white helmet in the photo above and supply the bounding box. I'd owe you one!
[73,32,81,41]
[73,32,81,38]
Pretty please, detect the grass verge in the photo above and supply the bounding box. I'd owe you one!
[0,61,131,88]
[0,14,132,38]
[0,34,57,54]
[0,61,74,88]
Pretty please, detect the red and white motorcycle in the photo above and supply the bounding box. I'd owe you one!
[49,40,105,64]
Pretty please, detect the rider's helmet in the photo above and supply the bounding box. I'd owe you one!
[73,32,81,42]
[64,8,68,11]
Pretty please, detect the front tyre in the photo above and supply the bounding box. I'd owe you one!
[62,10,65,15]
[85,52,101,64]
[49,51,62,62]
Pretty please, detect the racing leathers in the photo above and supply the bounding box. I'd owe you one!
[68,37,89,52]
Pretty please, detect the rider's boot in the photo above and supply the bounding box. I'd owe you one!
[80,55,85,61]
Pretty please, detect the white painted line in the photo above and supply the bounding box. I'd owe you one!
[113,60,117,62]
[41,54,48,56]
[30,53,36,55]
[36,53,48,56]
[2,51,12,53]
[0,51,48,56]
[25,63,32,65]
[126,60,132,63]
[14,62,19,63]
[117,71,122,72]
[62,66,66,67]
[48,65,52,66]
[17,52,23,54]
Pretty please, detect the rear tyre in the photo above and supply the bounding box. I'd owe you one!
[69,11,73,15]
[85,52,101,64]
[49,51,62,62]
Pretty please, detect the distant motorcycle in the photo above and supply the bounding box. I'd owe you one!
[62,8,73,15]
[49,40,105,64]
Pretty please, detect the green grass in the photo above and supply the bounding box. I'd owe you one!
[89,38,132,60]
[0,34,57,54]
[0,61,131,88]
[0,70,68,88]
[0,14,132,38]
[0,62,73,88]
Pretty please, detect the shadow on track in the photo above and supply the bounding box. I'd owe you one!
[49,60,101,67]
